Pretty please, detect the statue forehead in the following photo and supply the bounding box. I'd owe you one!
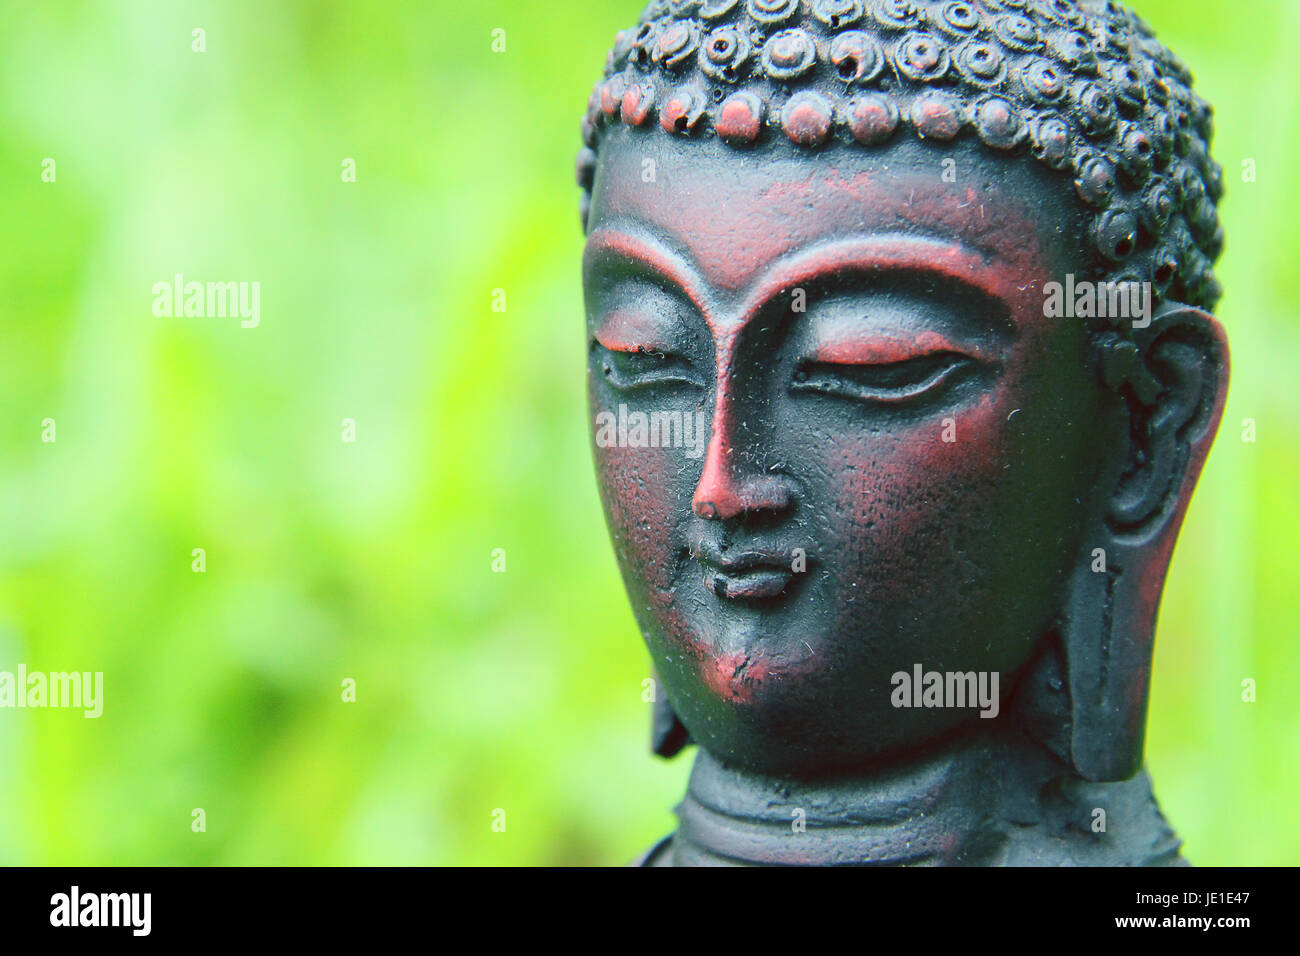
[578,0,1225,312]
[587,132,1076,294]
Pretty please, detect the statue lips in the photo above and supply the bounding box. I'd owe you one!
[692,543,801,601]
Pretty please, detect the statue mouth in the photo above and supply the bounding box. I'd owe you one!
[702,565,793,600]
[692,545,801,601]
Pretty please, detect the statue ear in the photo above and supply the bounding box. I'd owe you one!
[651,671,692,758]
[1062,304,1229,781]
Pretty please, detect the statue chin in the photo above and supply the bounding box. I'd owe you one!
[579,0,1229,866]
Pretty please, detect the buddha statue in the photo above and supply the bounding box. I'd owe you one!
[577,0,1228,866]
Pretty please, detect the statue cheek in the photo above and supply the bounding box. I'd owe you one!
[594,443,687,595]
[816,402,1014,597]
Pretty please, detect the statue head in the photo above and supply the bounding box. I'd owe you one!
[578,0,1228,783]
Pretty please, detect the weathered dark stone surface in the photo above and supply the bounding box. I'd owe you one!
[580,0,1228,866]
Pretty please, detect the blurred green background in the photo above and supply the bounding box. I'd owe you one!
[0,0,1294,866]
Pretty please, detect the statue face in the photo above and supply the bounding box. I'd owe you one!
[584,131,1121,775]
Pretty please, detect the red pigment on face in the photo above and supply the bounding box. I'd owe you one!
[587,140,1091,718]
[593,310,678,353]
[808,329,977,365]
[699,649,772,703]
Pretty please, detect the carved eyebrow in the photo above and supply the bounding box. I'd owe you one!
[737,236,1021,335]
[583,227,710,323]
[585,230,1024,343]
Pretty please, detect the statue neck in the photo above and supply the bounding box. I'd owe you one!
[667,727,1184,867]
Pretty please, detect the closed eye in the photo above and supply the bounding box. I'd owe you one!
[592,342,703,391]
[791,352,976,404]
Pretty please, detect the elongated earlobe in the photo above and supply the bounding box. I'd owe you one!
[1063,305,1229,781]
[651,674,692,758]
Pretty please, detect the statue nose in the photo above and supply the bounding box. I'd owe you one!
[691,342,795,521]
[691,433,792,520]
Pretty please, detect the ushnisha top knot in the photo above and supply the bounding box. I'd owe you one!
[577,0,1223,312]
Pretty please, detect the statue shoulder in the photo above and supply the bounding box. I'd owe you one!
[629,834,674,867]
